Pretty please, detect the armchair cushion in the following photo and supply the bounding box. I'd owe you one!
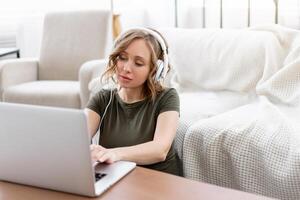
[39,10,112,81]
[3,81,80,108]
[0,58,38,101]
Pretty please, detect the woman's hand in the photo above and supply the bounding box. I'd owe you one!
[90,144,120,164]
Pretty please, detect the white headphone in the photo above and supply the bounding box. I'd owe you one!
[115,27,169,82]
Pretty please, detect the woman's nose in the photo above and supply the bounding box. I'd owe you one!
[123,60,132,72]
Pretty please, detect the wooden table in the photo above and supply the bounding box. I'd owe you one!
[0,167,275,200]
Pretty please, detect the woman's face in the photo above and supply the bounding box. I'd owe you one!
[116,39,151,90]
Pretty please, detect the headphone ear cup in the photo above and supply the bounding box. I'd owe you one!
[155,60,164,81]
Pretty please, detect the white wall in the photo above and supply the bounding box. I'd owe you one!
[250,0,275,26]
[222,0,248,28]
[114,0,175,31]
[176,0,300,29]
[279,0,300,29]
[177,0,205,28]
[16,15,43,58]
[205,0,221,28]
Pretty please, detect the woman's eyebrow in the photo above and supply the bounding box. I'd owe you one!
[123,50,146,61]
[135,56,146,61]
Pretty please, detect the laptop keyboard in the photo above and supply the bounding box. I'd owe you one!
[95,172,107,181]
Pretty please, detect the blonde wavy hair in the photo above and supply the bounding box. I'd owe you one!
[101,28,170,101]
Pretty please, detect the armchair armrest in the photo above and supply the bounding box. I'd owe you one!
[0,58,38,100]
[79,59,108,108]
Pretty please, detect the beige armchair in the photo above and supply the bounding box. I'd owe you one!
[0,10,112,109]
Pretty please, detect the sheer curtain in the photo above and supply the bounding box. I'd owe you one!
[0,0,111,31]
[0,0,176,56]
[0,0,111,56]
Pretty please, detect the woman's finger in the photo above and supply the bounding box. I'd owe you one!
[95,150,107,162]
[98,151,112,163]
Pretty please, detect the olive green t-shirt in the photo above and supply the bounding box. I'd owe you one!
[86,88,180,175]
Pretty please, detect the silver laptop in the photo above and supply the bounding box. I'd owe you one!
[0,102,136,197]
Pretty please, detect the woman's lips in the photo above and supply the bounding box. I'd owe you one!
[119,75,132,81]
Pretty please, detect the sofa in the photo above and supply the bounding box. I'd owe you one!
[82,25,300,200]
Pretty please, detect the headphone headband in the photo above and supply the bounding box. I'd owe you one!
[115,27,169,81]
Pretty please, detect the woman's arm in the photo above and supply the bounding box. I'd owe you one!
[84,108,100,139]
[91,110,179,165]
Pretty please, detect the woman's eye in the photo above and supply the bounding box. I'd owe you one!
[135,62,144,66]
[118,55,127,60]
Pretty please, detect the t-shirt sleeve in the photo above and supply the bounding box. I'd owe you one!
[86,89,110,117]
[158,88,180,115]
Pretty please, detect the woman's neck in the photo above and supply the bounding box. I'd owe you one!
[118,87,145,103]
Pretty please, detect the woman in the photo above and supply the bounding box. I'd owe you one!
[85,28,180,176]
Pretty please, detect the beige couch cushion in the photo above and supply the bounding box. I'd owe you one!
[3,81,80,108]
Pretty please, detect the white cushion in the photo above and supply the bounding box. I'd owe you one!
[179,90,256,123]
[160,28,283,93]
[3,81,80,108]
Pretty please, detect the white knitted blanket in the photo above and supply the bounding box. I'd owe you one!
[171,26,300,200]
